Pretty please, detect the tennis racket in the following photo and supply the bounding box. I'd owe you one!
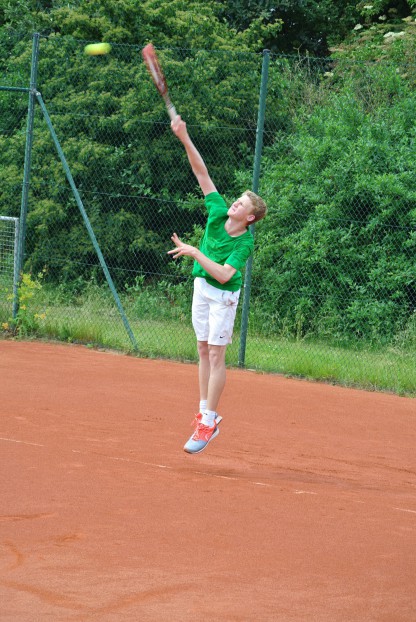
[142,43,177,121]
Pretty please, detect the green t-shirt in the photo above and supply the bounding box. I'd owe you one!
[192,192,254,292]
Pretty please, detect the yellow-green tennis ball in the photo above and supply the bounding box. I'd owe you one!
[84,42,111,56]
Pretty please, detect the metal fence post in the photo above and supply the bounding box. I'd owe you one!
[35,92,139,352]
[238,49,270,367]
[14,32,40,318]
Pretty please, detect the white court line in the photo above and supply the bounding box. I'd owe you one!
[2,440,296,490]
[194,470,272,487]
[194,470,239,482]
[0,436,44,447]
[11,442,286,489]
[394,507,416,515]
[9,442,414,505]
[78,451,269,484]
[294,490,318,495]
[108,455,173,470]
[72,449,173,470]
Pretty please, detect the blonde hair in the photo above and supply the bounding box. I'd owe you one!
[244,190,267,223]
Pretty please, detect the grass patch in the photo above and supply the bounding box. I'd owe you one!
[243,336,415,396]
[1,280,415,396]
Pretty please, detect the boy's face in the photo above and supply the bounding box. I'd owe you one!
[228,194,255,223]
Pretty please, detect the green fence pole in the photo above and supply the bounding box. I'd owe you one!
[238,49,270,367]
[14,33,40,318]
[35,92,139,352]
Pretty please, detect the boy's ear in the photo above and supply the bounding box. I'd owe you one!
[247,214,256,223]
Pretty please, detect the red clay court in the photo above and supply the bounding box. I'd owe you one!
[1,340,415,621]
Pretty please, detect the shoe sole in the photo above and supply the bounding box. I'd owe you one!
[184,426,220,454]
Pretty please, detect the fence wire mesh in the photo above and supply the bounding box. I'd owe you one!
[1,32,415,394]
[0,216,19,318]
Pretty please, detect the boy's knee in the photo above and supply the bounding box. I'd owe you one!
[197,340,209,358]
[208,344,226,367]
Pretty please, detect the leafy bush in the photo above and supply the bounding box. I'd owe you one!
[252,63,416,345]
[2,271,47,336]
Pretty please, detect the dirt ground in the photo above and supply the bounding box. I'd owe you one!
[0,340,415,621]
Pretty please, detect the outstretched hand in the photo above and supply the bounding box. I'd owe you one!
[168,232,197,260]
[170,115,188,142]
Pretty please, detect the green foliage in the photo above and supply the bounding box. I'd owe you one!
[215,0,363,55]
[0,0,285,52]
[0,5,264,286]
[332,0,416,72]
[3,271,47,336]
[253,61,416,345]
[0,0,415,360]
[125,275,191,323]
[1,0,415,57]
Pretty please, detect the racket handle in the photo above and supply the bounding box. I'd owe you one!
[167,103,177,121]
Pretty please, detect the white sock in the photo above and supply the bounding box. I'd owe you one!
[201,409,216,426]
[199,399,207,414]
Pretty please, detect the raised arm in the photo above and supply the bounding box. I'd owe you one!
[171,116,217,197]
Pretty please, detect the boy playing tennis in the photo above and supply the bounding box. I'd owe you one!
[168,116,267,454]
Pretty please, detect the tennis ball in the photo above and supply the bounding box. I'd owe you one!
[84,42,111,56]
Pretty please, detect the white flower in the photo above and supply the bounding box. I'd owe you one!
[383,31,405,39]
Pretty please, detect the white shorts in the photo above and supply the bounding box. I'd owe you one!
[192,277,240,346]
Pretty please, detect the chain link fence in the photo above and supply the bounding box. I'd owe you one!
[0,216,19,319]
[1,32,415,394]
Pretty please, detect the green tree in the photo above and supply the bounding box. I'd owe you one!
[214,1,359,55]
[0,0,271,287]
[214,0,416,56]
[0,0,281,49]
[252,59,416,344]
[1,0,415,346]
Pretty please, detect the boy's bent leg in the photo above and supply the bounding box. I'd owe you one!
[197,340,209,404]
[206,344,227,413]
[196,341,222,423]
[183,344,226,455]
